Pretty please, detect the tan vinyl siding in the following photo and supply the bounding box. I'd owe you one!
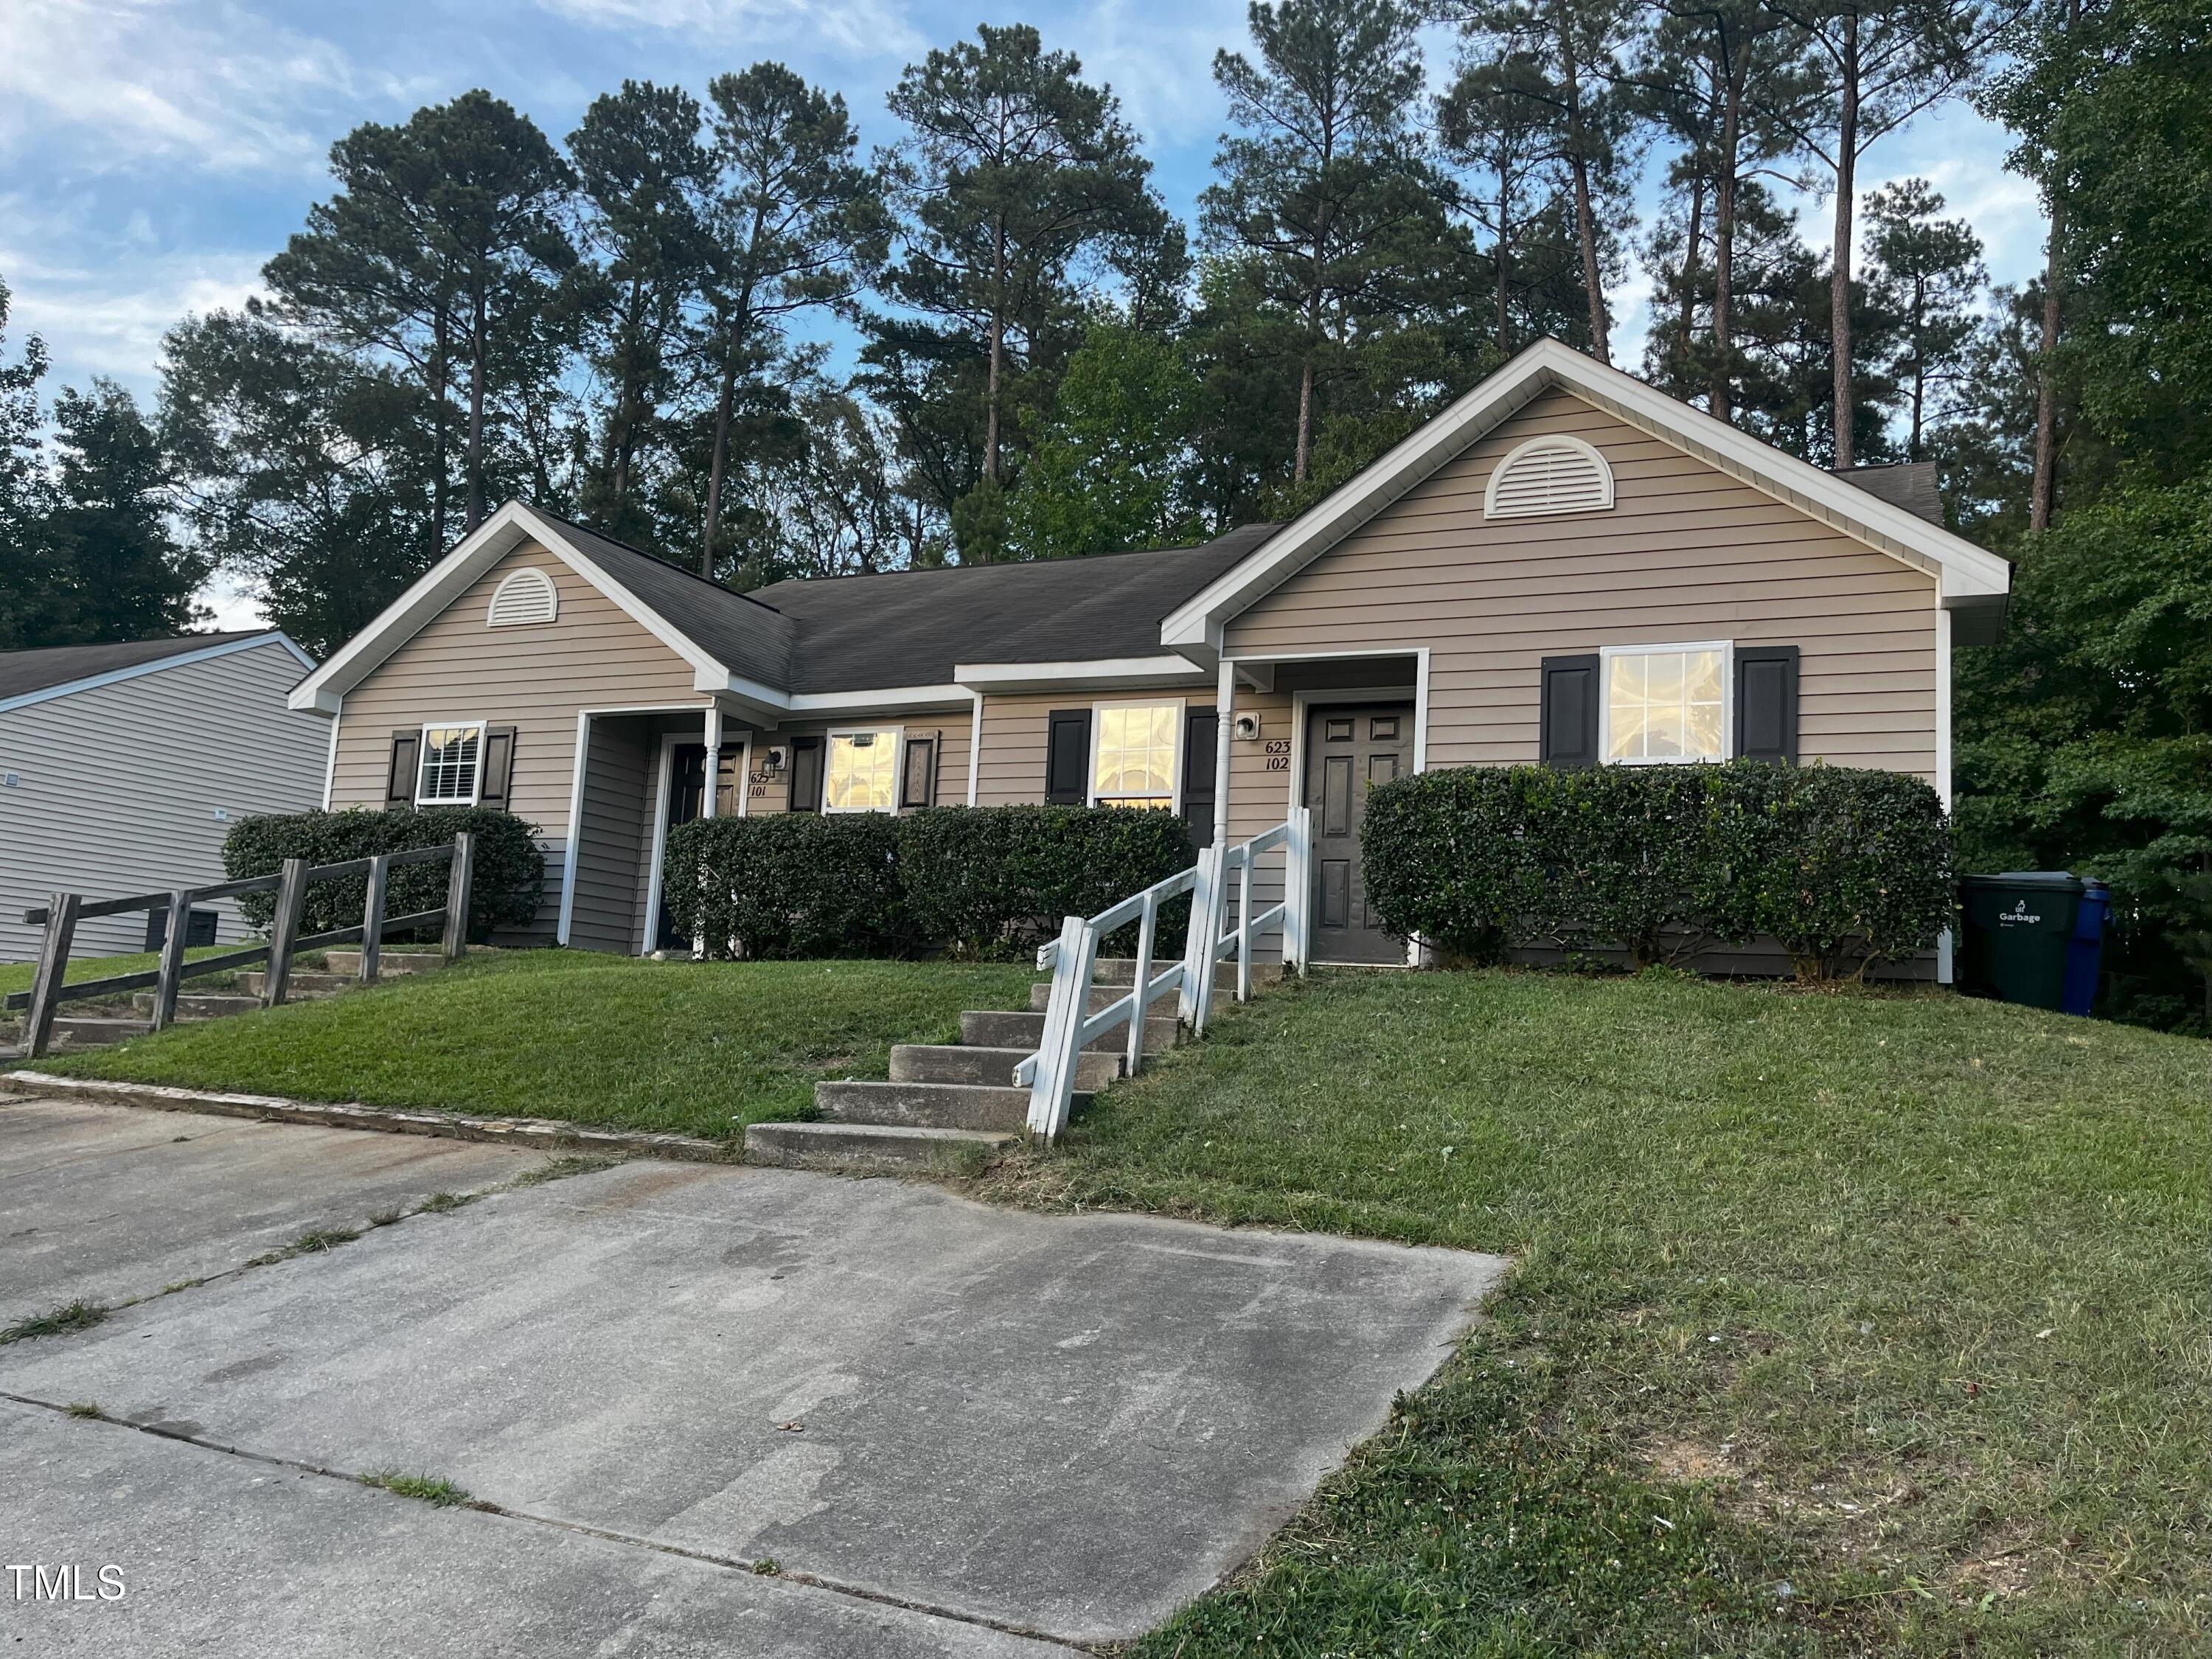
[328,544,707,939]
[1225,389,1940,779]
[973,693,1062,807]
[568,716,653,953]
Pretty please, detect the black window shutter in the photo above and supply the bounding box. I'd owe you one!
[1735,645,1800,762]
[386,731,421,809]
[1045,709,1091,804]
[789,736,824,813]
[900,732,938,809]
[1181,706,1217,842]
[479,727,517,810]
[1538,655,1601,768]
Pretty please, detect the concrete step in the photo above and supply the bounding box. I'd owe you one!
[322,950,446,976]
[1027,981,1239,1015]
[233,970,350,999]
[1088,957,1284,987]
[130,992,262,1021]
[745,1119,1014,1172]
[815,1079,1054,1133]
[46,1015,153,1050]
[961,1008,1177,1054]
[890,1043,1121,1091]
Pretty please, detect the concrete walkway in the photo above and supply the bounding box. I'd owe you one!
[0,1105,1506,1651]
[1,1093,538,1324]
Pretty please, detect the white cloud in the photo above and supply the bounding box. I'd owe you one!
[529,0,922,59]
[0,0,357,176]
[1054,0,1248,156]
[198,572,268,631]
[0,206,265,400]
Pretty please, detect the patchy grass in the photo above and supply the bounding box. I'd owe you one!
[973,968,2211,1656]
[29,950,1035,1140]
[63,1402,103,1419]
[0,943,246,1001]
[0,1300,108,1345]
[360,1471,472,1508]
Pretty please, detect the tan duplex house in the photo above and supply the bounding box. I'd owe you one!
[288,340,2010,967]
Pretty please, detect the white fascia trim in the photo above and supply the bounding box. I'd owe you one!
[954,655,1212,693]
[1161,338,2011,648]
[787,684,971,715]
[0,632,316,718]
[288,503,735,714]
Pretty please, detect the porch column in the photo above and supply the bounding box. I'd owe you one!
[702,705,723,820]
[1212,658,1236,847]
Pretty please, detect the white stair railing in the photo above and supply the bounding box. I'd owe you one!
[1016,807,1312,1140]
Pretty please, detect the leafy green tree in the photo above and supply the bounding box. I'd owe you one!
[1863,177,1983,459]
[1009,324,1203,559]
[696,64,887,575]
[0,276,46,574]
[1203,0,1435,486]
[568,80,712,543]
[875,24,1164,552]
[160,309,430,655]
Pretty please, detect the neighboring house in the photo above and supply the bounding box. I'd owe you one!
[0,631,327,964]
[288,340,2009,968]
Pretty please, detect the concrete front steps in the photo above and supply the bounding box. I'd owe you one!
[746,958,1252,1174]
[31,950,451,1055]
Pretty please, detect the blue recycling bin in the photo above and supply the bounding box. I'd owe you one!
[2061,878,2110,1017]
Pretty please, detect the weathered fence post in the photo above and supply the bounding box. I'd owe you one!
[441,832,474,961]
[359,855,390,984]
[262,858,308,1008]
[150,889,192,1031]
[22,892,81,1059]
[1180,844,1219,1029]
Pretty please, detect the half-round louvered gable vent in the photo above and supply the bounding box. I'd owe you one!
[1482,434,1615,519]
[487,567,559,627]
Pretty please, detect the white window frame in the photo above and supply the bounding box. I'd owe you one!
[414,720,487,806]
[1086,698,1185,812]
[1597,641,1733,767]
[821,725,904,814]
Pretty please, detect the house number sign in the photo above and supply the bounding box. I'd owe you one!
[1264,739,1291,771]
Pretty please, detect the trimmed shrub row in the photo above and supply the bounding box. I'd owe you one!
[223,807,546,942]
[1360,761,1955,980]
[661,804,1196,961]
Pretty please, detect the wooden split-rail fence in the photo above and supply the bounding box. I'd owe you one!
[6,833,475,1060]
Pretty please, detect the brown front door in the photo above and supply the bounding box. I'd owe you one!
[1304,703,1413,964]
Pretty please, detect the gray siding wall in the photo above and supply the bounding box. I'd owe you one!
[0,639,329,963]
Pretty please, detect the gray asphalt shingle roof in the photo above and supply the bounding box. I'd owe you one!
[541,513,800,687]
[0,632,279,705]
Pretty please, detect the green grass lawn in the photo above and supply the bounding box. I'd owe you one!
[30,949,1036,1140]
[0,943,240,1001]
[973,969,2210,1656]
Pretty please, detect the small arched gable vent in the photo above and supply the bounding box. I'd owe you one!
[1483,435,1615,519]
[487,567,560,627]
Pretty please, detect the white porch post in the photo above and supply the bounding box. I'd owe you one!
[701,705,723,819]
[967,692,984,806]
[1211,658,1235,848]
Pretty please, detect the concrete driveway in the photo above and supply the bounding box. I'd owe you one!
[1,1095,1506,1654]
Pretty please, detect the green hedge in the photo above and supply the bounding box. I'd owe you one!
[1361,761,1954,980]
[223,807,546,942]
[661,805,1196,961]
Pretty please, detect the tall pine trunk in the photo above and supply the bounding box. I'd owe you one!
[2030,209,2063,530]
[1554,6,1610,363]
[1712,84,1741,422]
[982,215,1006,509]
[1678,176,1705,389]
[1829,18,1861,468]
[701,344,738,577]
[431,305,451,557]
[465,285,487,532]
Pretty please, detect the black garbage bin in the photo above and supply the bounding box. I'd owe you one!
[1959,872,2084,1011]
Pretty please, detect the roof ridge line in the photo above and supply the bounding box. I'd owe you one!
[529,505,787,617]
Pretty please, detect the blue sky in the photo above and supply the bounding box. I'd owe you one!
[2,0,2046,626]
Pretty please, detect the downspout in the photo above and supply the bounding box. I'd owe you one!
[1935,604,1954,984]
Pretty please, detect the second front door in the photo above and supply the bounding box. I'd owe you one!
[1303,703,1413,964]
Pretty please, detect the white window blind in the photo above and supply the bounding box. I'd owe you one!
[824,729,900,812]
[1092,704,1178,808]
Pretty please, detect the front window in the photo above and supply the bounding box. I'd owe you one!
[1093,703,1178,808]
[824,728,899,812]
[1604,647,1726,764]
[417,723,483,804]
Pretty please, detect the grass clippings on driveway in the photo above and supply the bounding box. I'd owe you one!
[974,967,2211,1657]
[33,949,1035,1141]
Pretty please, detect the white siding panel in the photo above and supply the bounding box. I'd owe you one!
[0,640,329,962]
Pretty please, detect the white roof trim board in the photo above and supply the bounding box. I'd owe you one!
[0,632,316,719]
[1160,337,2011,656]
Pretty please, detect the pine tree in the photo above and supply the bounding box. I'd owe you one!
[1863,178,1984,460]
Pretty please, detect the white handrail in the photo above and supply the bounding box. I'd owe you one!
[1018,807,1312,1140]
